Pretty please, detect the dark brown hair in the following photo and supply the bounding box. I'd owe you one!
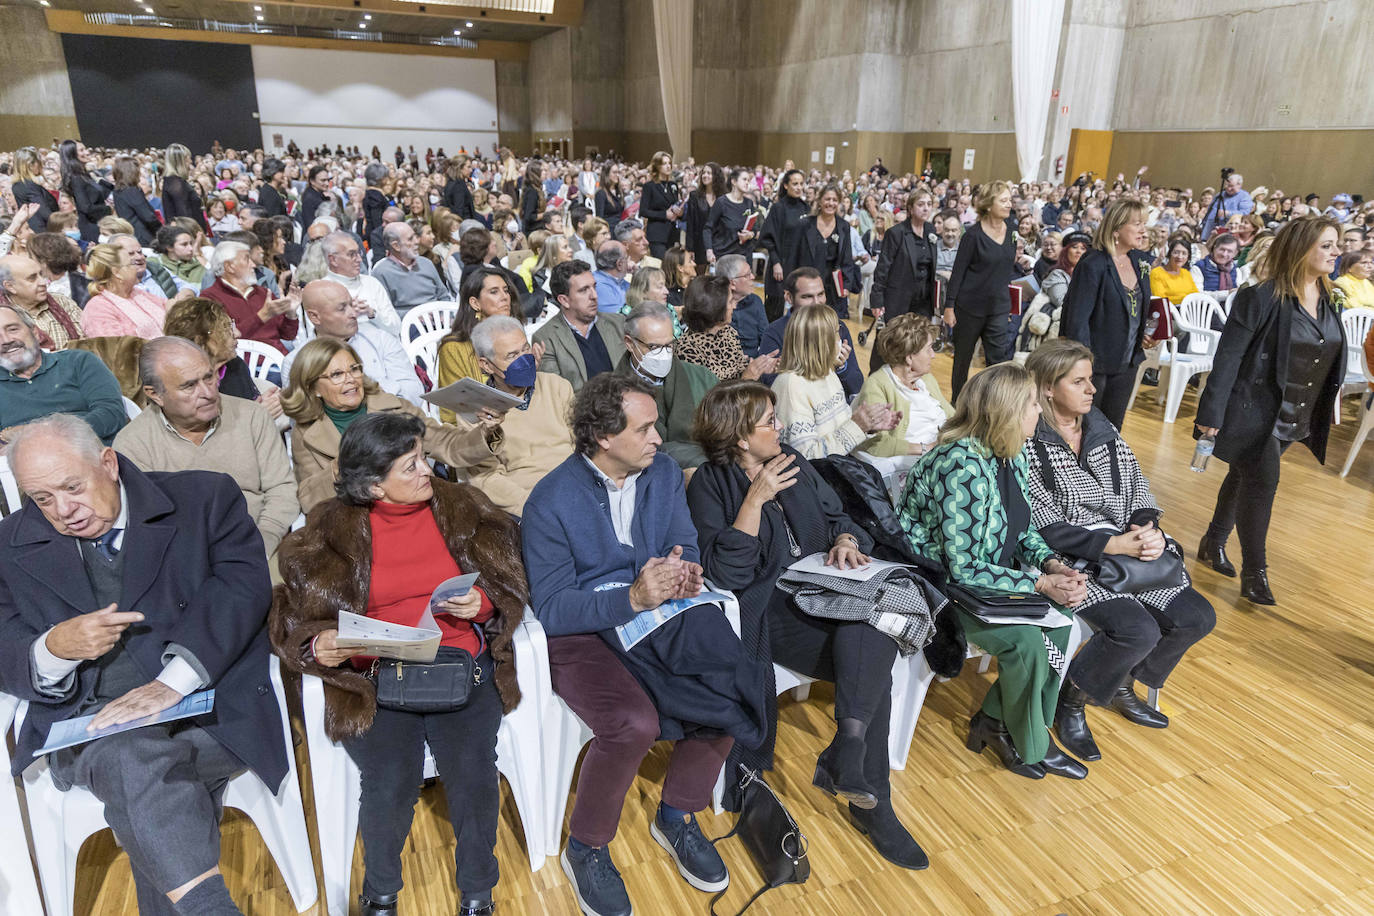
[692,379,776,465]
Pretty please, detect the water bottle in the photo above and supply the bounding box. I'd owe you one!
[1144,313,1159,341]
[1190,434,1215,473]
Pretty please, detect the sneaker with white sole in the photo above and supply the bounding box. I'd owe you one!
[649,812,730,893]
[561,842,632,916]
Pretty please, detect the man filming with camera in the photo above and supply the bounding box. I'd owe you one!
[1201,168,1254,239]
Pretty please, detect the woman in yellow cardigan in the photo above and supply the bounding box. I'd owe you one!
[437,266,524,422]
[854,314,954,497]
[1149,236,1199,306]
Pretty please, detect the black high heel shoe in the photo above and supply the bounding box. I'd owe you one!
[966,711,1044,779]
[1240,567,1275,606]
[1109,682,1169,728]
[1197,534,1236,577]
[359,892,398,916]
[813,733,878,809]
[848,800,929,870]
[1053,678,1101,761]
[458,897,495,916]
[1039,734,1089,779]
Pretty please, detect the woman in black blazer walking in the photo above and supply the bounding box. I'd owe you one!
[1194,217,1345,606]
[757,168,809,321]
[58,139,112,243]
[639,151,681,260]
[1059,198,1152,429]
[791,184,860,318]
[519,158,545,233]
[594,162,623,234]
[111,155,162,247]
[11,147,58,234]
[685,162,725,268]
[870,187,940,329]
[161,143,209,233]
[944,180,1016,402]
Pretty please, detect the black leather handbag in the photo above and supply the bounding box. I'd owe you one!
[1095,549,1185,593]
[946,581,1051,620]
[372,646,483,713]
[709,766,810,916]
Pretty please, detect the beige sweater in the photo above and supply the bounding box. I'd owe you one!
[114,396,300,554]
[466,372,576,516]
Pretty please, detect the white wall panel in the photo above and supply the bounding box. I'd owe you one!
[252,46,500,155]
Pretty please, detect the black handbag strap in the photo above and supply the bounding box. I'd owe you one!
[709,883,772,916]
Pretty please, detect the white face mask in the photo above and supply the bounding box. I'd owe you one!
[637,345,673,379]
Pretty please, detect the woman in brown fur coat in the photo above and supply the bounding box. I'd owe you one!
[271,411,526,916]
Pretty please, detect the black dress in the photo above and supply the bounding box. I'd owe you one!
[757,195,809,312]
[114,186,162,247]
[595,188,623,234]
[161,175,208,232]
[12,180,59,233]
[792,216,861,318]
[67,175,114,242]
[684,192,715,265]
[705,196,753,260]
[946,219,1016,402]
[639,180,680,259]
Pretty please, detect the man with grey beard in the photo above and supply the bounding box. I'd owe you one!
[0,304,127,445]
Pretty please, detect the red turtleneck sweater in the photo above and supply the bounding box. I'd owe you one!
[366,499,494,657]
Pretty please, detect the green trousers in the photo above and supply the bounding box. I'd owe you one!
[959,609,1073,765]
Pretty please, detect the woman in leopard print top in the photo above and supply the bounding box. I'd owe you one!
[674,274,777,381]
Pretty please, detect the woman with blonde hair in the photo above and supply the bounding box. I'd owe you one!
[791,183,861,316]
[160,142,208,232]
[944,179,1017,402]
[1195,216,1346,605]
[621,264,681,332]
[1060,197,1152,429]
[897,362,1088,779]
[83,242,168,339]
[282,337,501,511]
[576,215,610,267]
[11,147,59,234]
[771,304,897,459]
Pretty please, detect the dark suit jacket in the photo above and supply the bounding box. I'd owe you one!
[0,459,287,788]
[532,311,627,391]
[257,183,288,218]
[792,216,861,299]
[297,186,328,229]
[443,177,474,220]
[113,186,163,247]
[639,181,680,247]
[13,180,59,233]
[1061,247,1153,375]
[870,218,939,316]
[1195,283,1347,464]
[68,176,113,242]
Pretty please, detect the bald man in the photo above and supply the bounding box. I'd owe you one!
[0,413,286,916]
[279,279,423,405]
[0,253,85,347]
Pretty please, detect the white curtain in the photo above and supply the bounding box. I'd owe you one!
[651,0,693,159]
[1011,0,1066,181]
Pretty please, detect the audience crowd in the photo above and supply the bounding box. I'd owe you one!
[0,137,1368,916]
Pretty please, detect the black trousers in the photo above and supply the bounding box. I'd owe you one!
[1206,436,1290,570]
[1069,588,1216,704]
[343,658,503,899]
[1092,368,1138,431]
[769,600,898,798]
[950,309,1012,403]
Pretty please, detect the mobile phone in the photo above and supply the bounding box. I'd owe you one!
[1164,199,1182,208]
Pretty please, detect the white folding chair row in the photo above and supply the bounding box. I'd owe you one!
[0,693,45,914]
[1153,295,1224,423]
[237,338,286,384]
[401,301,459,343]
[14,655,317,916]
[122,396,142,420]
[404,328,449,420]
[1338,308,1374,477]
[301,615,548,915]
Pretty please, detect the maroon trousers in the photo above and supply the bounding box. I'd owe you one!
[548,633,733,847]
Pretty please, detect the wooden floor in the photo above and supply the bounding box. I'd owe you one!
[66,322,1374,916]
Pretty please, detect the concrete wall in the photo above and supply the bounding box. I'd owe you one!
[0,6,79,149]
[527,27,573,149]
[495,59,531,153]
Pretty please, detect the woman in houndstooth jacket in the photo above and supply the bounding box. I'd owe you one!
[1024,340,1215,764]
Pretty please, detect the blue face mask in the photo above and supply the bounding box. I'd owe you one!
[63,230,81,241]
[500,352,537,389]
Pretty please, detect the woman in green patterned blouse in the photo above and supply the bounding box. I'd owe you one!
[897,363,1091,779]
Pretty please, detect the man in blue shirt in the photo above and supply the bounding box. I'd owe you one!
[759,267,864,398]
[1201,172,1255,239]
[592,241,630,314]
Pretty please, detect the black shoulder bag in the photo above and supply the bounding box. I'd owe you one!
[709,766,810,916]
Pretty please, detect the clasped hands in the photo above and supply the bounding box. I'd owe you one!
[1105,521,1166,561]
[628,545,703,612]
[1035,558,1089,607]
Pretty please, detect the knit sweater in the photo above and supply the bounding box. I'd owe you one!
[466,372,576,516]
[854,367,953,458]
[772,370,866,460]
[366,499,493,657]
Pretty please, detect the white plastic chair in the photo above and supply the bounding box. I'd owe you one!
[1153,295,1224,423]
[0,693,45,914]
[751,250,768,280]
[302,616,547,916]
[1339,308,1374,477]
[237,339,286,384]
[0,455,23,516]
[121,396,142,420]
[403,328,449,420]
[18,655,318,916]
[401,301,459,343]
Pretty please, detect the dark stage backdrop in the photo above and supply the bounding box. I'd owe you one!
[62,35,260,151]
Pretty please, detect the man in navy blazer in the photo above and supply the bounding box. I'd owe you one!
[0,414,286,916]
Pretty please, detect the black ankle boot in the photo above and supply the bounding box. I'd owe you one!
[1109,682,1169,728]
[359,892,399,916]
[965,711,1044,779]
[1053,679,1101,762]
[458,894,495,916]
[848,800,929,870]
[1240,567,1275,605]
[814,733,878,809]
[1197,533,1236,577]
[1039,734,1088,779]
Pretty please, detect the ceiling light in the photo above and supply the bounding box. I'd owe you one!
[39,0,51,6]
[358,22,366,27]
[452,28,459,34]
[256,14,263,19]
[363,13,370,18]
[465,20,472,26]
[253,4,261,8]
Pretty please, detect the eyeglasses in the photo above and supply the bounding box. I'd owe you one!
[316,363,364,385]
[755,415,782,430]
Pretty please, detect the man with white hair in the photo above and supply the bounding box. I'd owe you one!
[369,221,449,317]
[1202,171,1255,238]
[464,315,575,516]
[0,304,126,445]
[281,279,423,405]
[321,230,400,336]
[114,337,299,555]
[0,413,287,916]
[201,241,300,354]
[0,253,85,348]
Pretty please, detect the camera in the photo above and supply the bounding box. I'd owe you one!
[1221,166,1235,183]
